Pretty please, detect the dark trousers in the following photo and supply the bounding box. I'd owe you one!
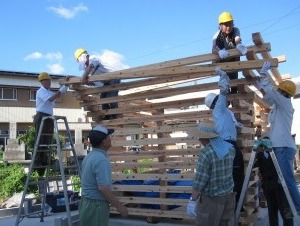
[101,79,120,119]
[227,72,238,94]
[263,183,294,226]
[33,112,54,175]
[226,140,245,209]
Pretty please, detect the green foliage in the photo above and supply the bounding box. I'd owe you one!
[0,146,3,161]
[71,175,81,192]
[122,158,154,174]
[0,163,26,202]
[18,126,67,154]
[18,126,36,152]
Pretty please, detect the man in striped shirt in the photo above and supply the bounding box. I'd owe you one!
[187,122,236,226]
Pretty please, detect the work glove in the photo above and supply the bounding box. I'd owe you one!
[59,85,68,94]
[236,44,247,55]
[186,199,197,218]
[256,77,263,90]
[215,66,227,77]
[218,49,229,59]
[235,122,244,129]
[260,61,271,74]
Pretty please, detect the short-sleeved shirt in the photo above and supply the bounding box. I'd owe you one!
[81,148,111,200]
[36,86,55,115]
[193,144,235,196]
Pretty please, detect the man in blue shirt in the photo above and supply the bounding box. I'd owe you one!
[80,125,128,226]
[205,67,245,210]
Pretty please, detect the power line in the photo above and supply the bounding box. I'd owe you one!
[125,5,300,65]
[261,5,300,32]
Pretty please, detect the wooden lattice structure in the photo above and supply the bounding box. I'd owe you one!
[62,32,284,225]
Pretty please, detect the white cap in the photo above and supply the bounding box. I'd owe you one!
[93,125,114,135]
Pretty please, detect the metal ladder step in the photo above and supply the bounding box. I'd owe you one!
[15,115,81,226]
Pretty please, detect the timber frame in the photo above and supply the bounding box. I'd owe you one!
[61,32,284,225]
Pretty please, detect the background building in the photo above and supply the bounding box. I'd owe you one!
[0,70,92,162]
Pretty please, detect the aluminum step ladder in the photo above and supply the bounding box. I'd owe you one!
[235,139,300,225]
[15,115,81,226]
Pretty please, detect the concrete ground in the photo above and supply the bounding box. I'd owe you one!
[0,208,265,226]
[1,207,299,226]
[1,210,193,226]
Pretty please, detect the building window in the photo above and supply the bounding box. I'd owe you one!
[18,130,28,135]
[30,89,37,101]
[0,88,17,100]
[0,130,9,135]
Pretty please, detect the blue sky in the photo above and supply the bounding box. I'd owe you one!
[1,1,300,78]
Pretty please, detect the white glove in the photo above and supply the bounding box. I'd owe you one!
[236,44,247,55]
[260,61,271,74]
[215,66,227,77]
[218,49,229,59]
[186,200,197,218]
[59,85,68,94]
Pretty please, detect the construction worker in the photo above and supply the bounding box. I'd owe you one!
[257,61,300,216]
[34,72,68,175]
[79,125,128,226]
[187,122,236,226]
[254,134,294,226]
[74,48,120,119]
[212,11,247,94]
[204,67,245,211]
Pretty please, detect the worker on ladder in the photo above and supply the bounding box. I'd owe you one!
[257,61,300,216]
[255,133,294,226]
[34,72,68,175]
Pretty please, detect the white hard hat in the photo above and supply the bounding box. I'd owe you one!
[205,93,218,109]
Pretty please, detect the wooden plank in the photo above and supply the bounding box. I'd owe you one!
[112,185,192,193]
[113,123,198,136]
[117,196,189,205]
[78,58,279,82]
[110,206,195,220]
[112,137,199,146]
[60,43,271,85]
[112,173,195,181]
[252,32,283,83]
[109,148,199,156]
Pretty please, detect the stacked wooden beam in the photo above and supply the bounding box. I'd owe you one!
[61,32,284,225]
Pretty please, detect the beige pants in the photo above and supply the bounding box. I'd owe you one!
[196,193,235,226]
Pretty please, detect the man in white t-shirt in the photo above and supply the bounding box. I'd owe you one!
[34,72,68,175]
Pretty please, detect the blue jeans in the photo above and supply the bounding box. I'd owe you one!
[274,147,300,211]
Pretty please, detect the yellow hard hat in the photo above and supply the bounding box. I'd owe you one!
[278,80,296,97]
[38,72,50,82]
[74,48,87,61]
[218,11,234,24]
